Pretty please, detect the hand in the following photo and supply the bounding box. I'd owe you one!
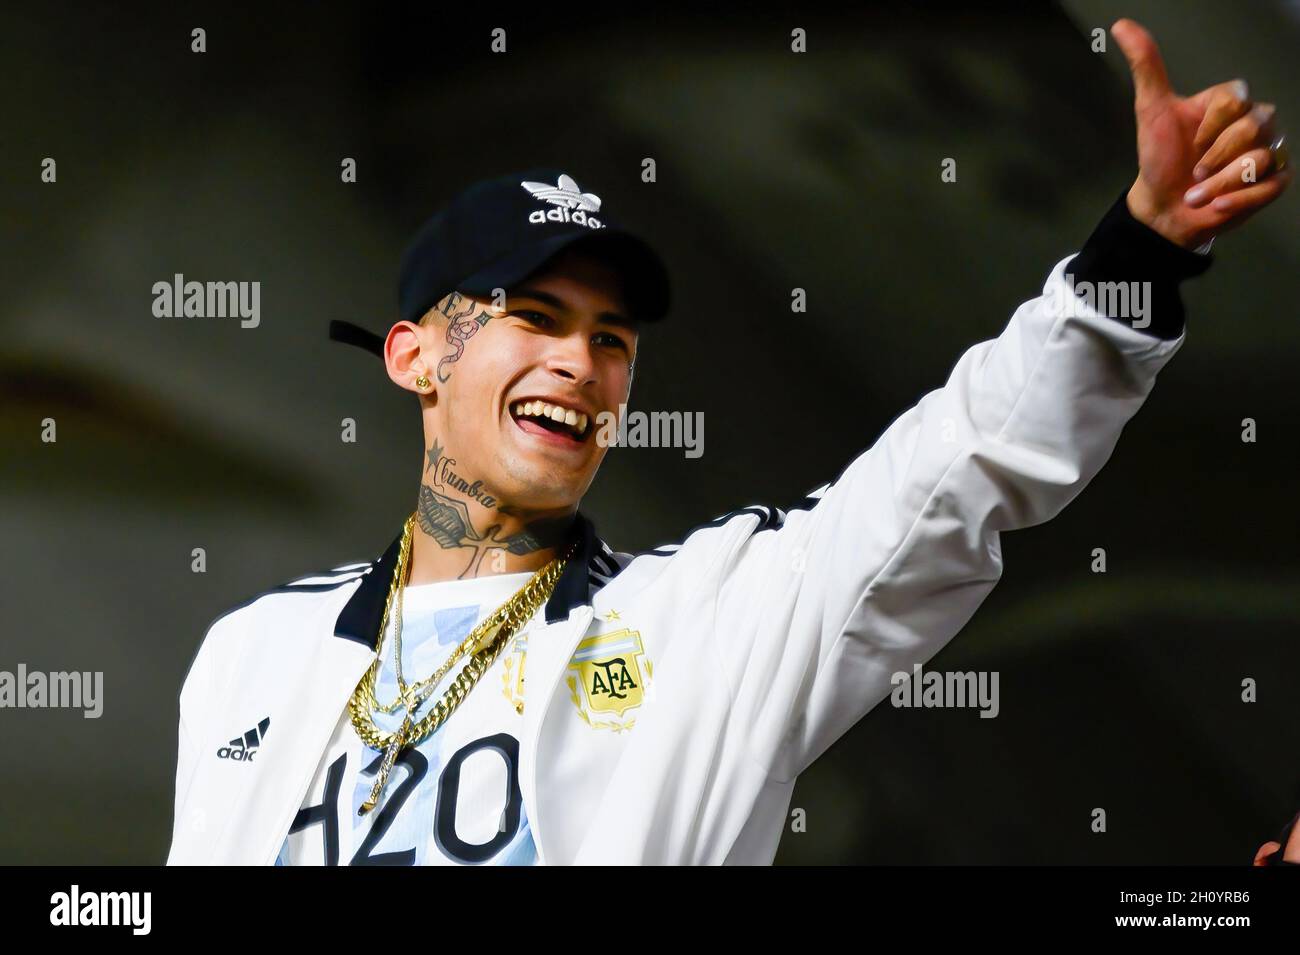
[1112,18,1291,249]
[1252,811,1300,866]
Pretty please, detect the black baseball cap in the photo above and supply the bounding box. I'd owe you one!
[329,167,671,358]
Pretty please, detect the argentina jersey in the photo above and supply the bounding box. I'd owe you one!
[276,571,540,866]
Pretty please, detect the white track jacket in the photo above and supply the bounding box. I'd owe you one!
[168,209,1205,865]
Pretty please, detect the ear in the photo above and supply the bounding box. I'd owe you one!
[384,320,436,395]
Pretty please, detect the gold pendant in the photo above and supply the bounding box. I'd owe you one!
[360,710,412,815]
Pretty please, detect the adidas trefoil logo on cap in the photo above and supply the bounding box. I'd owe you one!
[217,716,270,762]
[521,173,606,230]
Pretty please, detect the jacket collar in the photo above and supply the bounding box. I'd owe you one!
[546,511,598,624]
[333,511,600,645]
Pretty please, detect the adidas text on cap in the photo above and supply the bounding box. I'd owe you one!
[330,168,671,358]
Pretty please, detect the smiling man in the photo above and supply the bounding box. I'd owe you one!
[399,245,643,586]
[167,21,1290,865]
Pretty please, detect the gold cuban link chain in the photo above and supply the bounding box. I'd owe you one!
[348,511,573,812]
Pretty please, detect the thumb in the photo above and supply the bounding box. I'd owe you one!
[1111,18,1173,110]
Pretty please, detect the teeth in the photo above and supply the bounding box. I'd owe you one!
[513,400,589,437]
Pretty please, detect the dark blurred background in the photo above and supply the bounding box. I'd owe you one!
[3,0,1297,864]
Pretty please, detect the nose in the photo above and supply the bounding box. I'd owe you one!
[544,331,597,385]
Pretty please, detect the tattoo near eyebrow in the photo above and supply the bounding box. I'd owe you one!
[509,287,639,334]
[436,293,495,383]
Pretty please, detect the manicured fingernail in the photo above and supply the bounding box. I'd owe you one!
[1211,196,1232,211]
[1184,186,1206,205]
[1192,166,1208,182]
[1233,79,1249,101]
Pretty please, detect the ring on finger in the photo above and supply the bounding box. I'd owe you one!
[1269,135,1289,174]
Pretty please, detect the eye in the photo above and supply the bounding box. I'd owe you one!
[593,331,630,353]
[514,310,555,328]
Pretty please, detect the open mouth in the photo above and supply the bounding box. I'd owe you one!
[510,400,592,445]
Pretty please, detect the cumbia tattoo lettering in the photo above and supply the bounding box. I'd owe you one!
[424,438,499,509]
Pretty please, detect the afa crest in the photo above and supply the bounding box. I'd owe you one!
[565,629,652,732]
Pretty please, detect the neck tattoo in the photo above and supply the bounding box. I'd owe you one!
[417,436,570,579]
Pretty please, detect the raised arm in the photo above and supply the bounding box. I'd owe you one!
[703,19,1288,781]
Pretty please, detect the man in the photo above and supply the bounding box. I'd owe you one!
[167,20,1289,865]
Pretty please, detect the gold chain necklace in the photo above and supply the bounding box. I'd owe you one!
[348,512,573,813]
[368,550,455,714]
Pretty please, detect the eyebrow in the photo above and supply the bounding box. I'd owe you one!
[508,287,639,333]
